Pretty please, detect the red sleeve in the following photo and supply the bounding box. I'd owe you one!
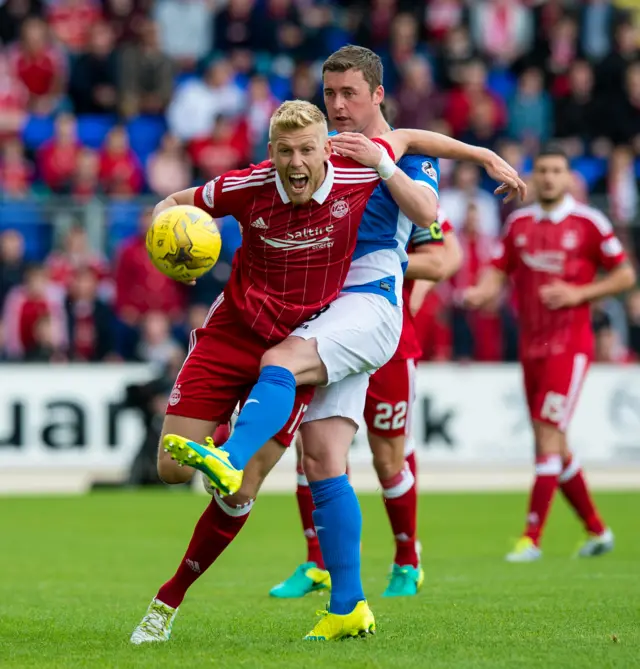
[371,137,395,161]
[193,164,267,219]
[437,208,452,234]
[490,217,516,275]
[585,210,627,271]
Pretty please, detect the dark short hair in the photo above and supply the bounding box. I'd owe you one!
[535,144,570,166]
[322,45,383,93]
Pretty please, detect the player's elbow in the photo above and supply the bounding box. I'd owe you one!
[412,200,438,230]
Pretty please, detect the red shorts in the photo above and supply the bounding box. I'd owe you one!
[364,358,416,439]
[522,352,590,432]
[166,296,314,447]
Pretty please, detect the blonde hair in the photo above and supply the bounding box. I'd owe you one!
[269,100,328,141]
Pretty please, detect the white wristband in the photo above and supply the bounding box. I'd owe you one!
[376,149,397,181]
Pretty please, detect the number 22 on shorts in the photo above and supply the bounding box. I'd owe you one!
[373,401,408,431]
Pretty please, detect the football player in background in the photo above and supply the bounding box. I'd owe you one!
[270,208,461,601]
[464,145,636,562]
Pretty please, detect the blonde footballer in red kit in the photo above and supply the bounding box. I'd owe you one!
[465,146,636,561]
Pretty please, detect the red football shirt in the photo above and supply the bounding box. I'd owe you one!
[491,195,626,360]
[194,140,394,342]
[393,209,450,361]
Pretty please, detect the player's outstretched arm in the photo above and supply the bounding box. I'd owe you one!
[463,267,506,310]
[331,134,437,228]
[378,129,527,203]
[152,188,198,219]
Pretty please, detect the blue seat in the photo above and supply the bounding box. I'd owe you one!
[0,201,52,260]
[487,68,517,102]
[22,116,55,149]
[571,157,606,189]
[77,115,117,149]
[127,116,166,164]
[106,201,144,256]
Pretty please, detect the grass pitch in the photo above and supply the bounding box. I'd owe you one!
[1,489,638,668]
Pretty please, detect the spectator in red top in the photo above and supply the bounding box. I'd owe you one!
[71,148,101,201]
[47,0,102,54]
[113,207,186,326]
[449,202,503,361]
[37,113,83,193]
[394,57,446,132]
[8,17,66,115]
[0,138,33,198]
[147,133,191,199]
[445,59,506,137]
[64,266,117,361]
[45,224,111,296]
[99,125,144,198]
[0,54,29,140]
[2,263,67,360]
[188,114,250,181]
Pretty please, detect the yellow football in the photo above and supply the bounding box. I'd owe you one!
[146,205,222,282]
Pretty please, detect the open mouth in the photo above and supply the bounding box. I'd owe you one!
[288,173,309,193]
[334,116,350,124]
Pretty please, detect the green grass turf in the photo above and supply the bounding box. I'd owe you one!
[1,490,638,669]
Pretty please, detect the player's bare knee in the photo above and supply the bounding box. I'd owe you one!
[535,421,564,455]
[369,433,405,480]
[260,337,326,385]
[302,451,344,482]
[300,417,354,481]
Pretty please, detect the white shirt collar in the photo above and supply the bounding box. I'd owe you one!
[275,161,335,205]
[532,194,575,224]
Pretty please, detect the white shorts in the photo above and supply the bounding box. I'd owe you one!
[302,371,370,428]
[294,291,402,428]
[292,291,402,385]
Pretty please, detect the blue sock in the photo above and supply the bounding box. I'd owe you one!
[223,365,296,470]
[309,475,364,615]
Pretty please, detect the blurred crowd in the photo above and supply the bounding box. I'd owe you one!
[1,0,640,365]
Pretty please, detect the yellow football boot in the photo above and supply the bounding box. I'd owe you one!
[163,434,243,495]
[505,536,542,562]
[304,600,375,641]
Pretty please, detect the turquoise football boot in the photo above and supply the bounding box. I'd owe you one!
[382,563,424,597]
[269,562,331,598]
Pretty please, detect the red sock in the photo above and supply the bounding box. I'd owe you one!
[405,451,417,480]
[156,492,252,608]
[524,455,562,546]
[559,454,605,535]
[296,465,324,569]
[381,463,418,567]
[213,422,231,447]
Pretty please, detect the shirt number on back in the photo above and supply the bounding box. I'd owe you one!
[373,401,408,430]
